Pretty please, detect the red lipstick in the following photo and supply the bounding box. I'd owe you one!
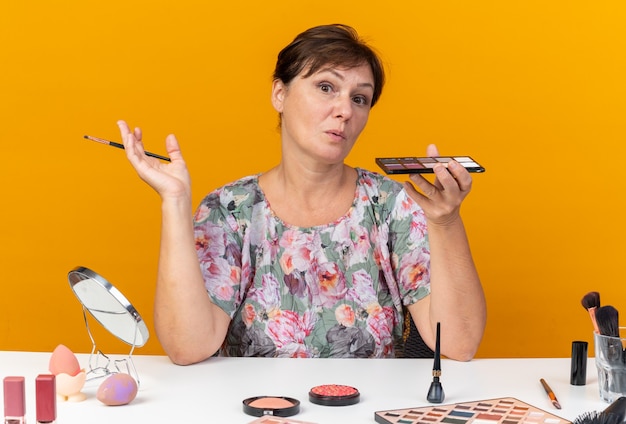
[36,374,56,424]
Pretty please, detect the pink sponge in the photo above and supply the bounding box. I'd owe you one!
[49,344,81,377]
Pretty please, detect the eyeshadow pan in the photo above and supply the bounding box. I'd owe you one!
[404,163,426,169]
[460,162,479,168]
[450,410,474,418]
[442,418,468,424]
[476,413,502,421]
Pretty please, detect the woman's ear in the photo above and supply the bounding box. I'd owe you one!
[271,79,286,113]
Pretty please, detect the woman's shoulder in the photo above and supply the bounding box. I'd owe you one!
[356,168,405,197]
[195,175,264,217]
[203,175,261,200]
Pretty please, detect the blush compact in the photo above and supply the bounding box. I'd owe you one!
[242,396,301,417]
[308,384,360,406]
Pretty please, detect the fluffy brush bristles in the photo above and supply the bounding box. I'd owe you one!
[581,292,601,310]
[581,292,601,333]
[603,397,626,423]
[595,305,620,337]
[574,411,620,424]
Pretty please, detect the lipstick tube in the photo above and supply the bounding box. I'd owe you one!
[3,376,25,424]
[36,374,56,424]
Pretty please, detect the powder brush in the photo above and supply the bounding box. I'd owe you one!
[603,396,626,423]
[596,305,620,337]
[574,411,621,424]
[574,396,626,424]
[581,291,601,333]
[595,305,623,365]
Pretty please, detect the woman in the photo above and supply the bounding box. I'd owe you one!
[118,24,486,364]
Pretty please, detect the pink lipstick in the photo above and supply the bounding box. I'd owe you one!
[3,376,25,424]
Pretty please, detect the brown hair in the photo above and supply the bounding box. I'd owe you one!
[273,24,385,107]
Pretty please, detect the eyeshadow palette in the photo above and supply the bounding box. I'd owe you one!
[375,156,485,174]
[374,397,570,424]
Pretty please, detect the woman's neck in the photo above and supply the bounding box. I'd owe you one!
[259,163,358,227]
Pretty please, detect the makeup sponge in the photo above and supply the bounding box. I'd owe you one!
[49,344,81,376]
[97,373,138,406]
[48,344,86,402]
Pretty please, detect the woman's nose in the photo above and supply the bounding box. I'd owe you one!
[333,95,353,120]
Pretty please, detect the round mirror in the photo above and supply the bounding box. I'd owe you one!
[68,266,149,347]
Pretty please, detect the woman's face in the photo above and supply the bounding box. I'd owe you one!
[271,63,375,167]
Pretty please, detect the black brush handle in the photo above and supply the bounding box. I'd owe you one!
[603,396,626,423]
[433,322,441,371]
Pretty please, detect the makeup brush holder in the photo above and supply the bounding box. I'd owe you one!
[594,328,626,403]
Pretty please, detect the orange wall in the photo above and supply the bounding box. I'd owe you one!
[1,1,624,358]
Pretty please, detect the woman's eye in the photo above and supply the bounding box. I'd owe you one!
[319,83,332,93]
[353,96,369,106]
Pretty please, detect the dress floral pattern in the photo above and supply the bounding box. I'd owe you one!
[193,168,430,358]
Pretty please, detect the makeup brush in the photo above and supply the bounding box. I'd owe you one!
[574,411,621,424]
[603,396,626,423]
[581,292,601,334]
[426,322,445,404]
[573,396,626,424]
[83,135,171,162]
[596,305,620,337]
[595,305,623,371]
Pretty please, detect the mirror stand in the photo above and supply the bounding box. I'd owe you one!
[68,266,149,388]
[80,305,142,387]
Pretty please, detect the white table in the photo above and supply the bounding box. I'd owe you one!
[0,352,611,423]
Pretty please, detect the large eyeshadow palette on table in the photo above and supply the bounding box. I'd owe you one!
[375,397,571,424]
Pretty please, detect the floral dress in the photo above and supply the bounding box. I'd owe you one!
[193,168,430,358]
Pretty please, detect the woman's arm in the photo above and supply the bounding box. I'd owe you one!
[118,121,231,365]
[404,144,486,361]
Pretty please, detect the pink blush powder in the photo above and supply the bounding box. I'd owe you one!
[308,384,360,406]
[249,397,295,409]
[310,384,358,397]
[243,396,301,417]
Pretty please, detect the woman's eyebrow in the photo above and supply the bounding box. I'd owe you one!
[317,67,374,90]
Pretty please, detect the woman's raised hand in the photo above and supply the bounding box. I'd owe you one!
[403,144,473,227]
[117,120,191,199]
